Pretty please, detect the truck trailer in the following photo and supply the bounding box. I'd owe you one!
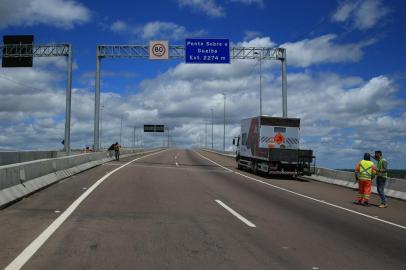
[233,116,314,176]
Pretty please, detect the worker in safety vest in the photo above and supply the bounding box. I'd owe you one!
[354,153,377,206]
[374,150,388,208]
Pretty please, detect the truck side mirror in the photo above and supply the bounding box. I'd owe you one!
[232,139,235,145]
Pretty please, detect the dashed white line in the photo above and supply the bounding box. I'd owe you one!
[5,149,168,270]
[215,200,256,228]
[194,151,406,231]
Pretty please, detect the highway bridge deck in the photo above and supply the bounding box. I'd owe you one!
[1,149,405,269]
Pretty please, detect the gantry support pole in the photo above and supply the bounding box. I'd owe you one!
[64,44,73,155]
[94,47,101,151]
[281,48,288,118]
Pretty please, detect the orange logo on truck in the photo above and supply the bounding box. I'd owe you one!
[274,132,285,145]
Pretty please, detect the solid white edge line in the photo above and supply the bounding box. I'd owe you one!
[5,149,168,270]
[194,151,406,231]
[215,200,256,228]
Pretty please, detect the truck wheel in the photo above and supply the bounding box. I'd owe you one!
[237,162,242,170]
[252,161,258,175]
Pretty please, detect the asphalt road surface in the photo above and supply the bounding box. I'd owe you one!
[1,149,405,270]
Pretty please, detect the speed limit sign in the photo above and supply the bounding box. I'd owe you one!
[149,41,169,60]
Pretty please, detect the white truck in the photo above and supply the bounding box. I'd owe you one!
[233,116,314,176]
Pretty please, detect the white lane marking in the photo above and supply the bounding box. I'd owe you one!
[54,210,60,214]
[175,162,179,167]
[194,151,406,231]
[215,200,256,228]
[194,151,234,173]
[5,149,168,270]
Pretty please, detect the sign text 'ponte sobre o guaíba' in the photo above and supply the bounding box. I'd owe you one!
[185,38,230,64]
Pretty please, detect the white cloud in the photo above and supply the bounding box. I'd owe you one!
[123,46,405,167]
[110,20,207,41]
[137,21,205,41]
[332,2,355,22]
[243,30,263,41]
[276,73,405,168]
[177,0,225,17]
[281,34,375,67]
[110,20,128,32]
[331,0,390,30]
[0,0,91,29]
[237,37,276,48]
[0,36,404,168]
[176,0,264,18]
[230,0,264,7]
[354,0,390,29]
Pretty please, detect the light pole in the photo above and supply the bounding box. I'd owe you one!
[162,128,165,147]
[205,119,207,148]
[133,126,136,149]
[100,105,104,150]
[211,108,214,149]
[167,126,170,148]
[221,93,226,152]
[120,117,123,145]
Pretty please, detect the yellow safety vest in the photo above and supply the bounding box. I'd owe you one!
[358,160,374,180]
[377,158,388,178]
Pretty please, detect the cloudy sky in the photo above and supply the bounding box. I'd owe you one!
[0,0,405,169]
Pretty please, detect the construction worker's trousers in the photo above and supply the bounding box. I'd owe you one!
[357,179,372,202]
[376,176,387,205]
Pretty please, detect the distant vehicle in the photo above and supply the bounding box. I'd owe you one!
[233,116,314,176]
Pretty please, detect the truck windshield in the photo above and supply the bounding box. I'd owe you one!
[274,127,286,133]
[241,133,247,145]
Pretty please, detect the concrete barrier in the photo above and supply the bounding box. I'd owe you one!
[0,148,163,208]
[201,149,406,201]
[201,148,236,158]
[0,151,59,166]
[310,167,406,201]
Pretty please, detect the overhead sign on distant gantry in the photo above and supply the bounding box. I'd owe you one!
[149,41,169,60]
[2,35,34,67]
[185,38,230,64]
[144,125,165,132]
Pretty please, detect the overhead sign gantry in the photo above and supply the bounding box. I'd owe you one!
[94,40,287,151]
[0,35,73,155]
